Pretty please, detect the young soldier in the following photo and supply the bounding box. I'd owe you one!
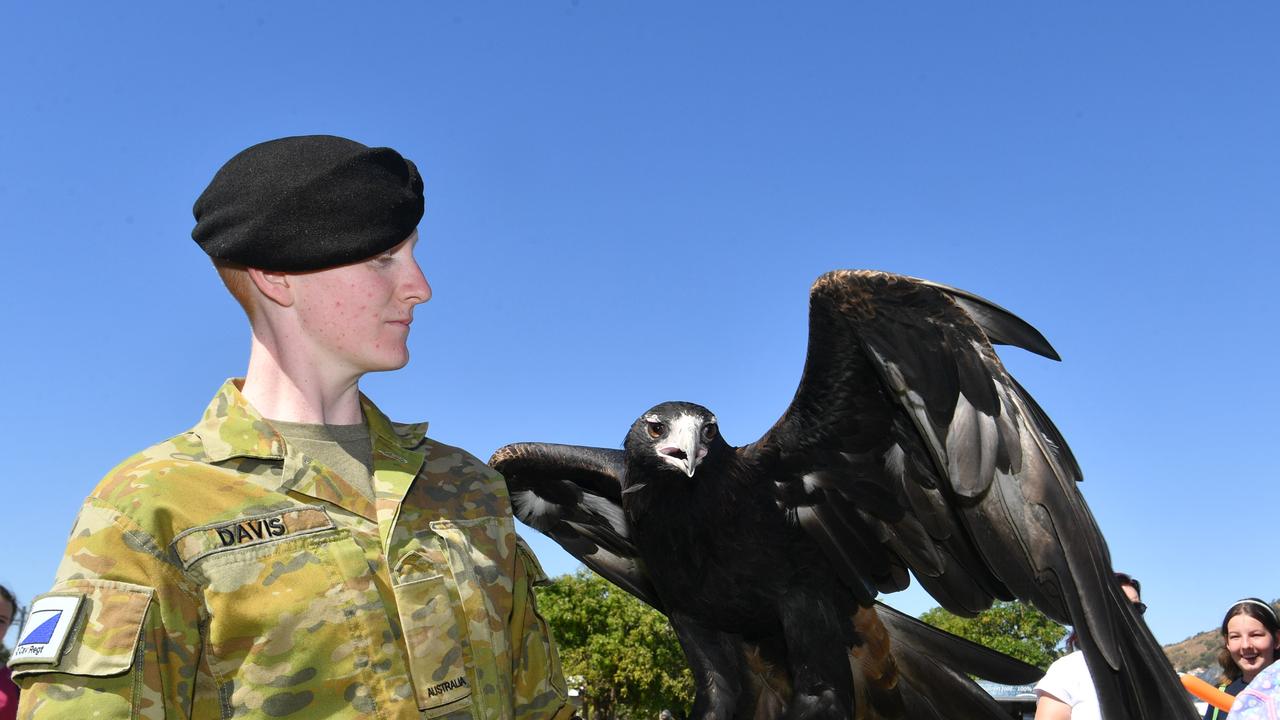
[9,135,572,720]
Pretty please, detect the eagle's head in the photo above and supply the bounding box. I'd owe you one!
[623,401,727,478]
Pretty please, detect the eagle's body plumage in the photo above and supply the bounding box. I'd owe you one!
[623,408,867,716]
[493,270,1195,719]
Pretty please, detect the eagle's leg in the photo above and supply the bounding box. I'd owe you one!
[670,612,746,720]
[778,588,854,720]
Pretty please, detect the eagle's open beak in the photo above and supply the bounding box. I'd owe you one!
[660,423,706,477]
[679,438,701,477]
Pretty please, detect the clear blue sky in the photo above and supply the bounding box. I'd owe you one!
[2,2,1276,650]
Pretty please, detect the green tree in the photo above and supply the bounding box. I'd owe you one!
[919,601,1067,670]
[536,569,693,719]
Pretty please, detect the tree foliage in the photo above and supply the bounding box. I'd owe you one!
[919,600,1068,670]
[536,570,693,719]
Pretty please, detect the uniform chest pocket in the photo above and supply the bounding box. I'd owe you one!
[393,516,517,716]
[393,562,474,716]
[175,508,383,718]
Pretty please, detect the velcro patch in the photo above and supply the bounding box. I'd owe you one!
[10,594,82,665]
[172,506,335,567]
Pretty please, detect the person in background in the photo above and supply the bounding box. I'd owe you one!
[1033,572,1147,720]
[1204,599,1280,720]
[0,585,19,720]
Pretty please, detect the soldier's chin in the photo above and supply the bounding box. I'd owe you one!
[357,353,410,375]
[380,352,411,373]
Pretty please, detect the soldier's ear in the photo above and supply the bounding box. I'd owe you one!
[246,268,295,308]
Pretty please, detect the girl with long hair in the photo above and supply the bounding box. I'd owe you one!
[1204,598,1280,720]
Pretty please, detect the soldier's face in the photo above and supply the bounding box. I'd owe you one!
[289,231,431,376]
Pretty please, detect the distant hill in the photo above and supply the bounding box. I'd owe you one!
[1162,600,1280,680]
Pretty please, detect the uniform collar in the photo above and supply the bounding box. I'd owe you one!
[193,379,428,526]
[193,379,429,461]
[362,395,427,546]
[361,393,428,452]
[192,379,288,463]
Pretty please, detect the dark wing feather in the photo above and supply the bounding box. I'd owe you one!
[873,602,1040,686]
[910,277,1059,360]
[873,602,1041,720]
[742,270,1194,719]
[490,442,663,610]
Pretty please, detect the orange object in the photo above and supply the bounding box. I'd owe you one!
[1181,674,1235,712]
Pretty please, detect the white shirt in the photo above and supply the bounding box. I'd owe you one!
[1036,651,1101,720]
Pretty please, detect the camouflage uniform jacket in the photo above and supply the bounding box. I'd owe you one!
[11,380,571,720]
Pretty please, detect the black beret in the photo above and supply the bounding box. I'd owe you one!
[192,135,424,271]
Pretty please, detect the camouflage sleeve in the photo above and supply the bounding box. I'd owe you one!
[510,538,573,720]
[11,498,206,719]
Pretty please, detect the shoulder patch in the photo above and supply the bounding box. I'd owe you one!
[10,594,83,665]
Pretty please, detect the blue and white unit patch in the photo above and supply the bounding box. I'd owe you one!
[10,594,83,665]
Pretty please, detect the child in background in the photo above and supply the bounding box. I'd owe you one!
[1205,599,1280,720]
[0,585,19,720]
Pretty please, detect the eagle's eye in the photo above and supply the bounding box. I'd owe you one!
[646,421,666,439]
[701,423,718,442]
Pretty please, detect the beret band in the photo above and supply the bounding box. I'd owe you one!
[192,135,424,271]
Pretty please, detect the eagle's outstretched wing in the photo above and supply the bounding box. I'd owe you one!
[490,394,1044,718]
[490,442,664,609]
[741,269,1193,719]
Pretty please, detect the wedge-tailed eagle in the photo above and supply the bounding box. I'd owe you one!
[492,270,1192,720]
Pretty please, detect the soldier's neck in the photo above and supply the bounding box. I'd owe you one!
[240,332,365,425]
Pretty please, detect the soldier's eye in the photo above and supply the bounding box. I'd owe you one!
[646,421,665,439]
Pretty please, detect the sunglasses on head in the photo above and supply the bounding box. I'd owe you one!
[1114,572,1141,596]
[1113,572,1145,615]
